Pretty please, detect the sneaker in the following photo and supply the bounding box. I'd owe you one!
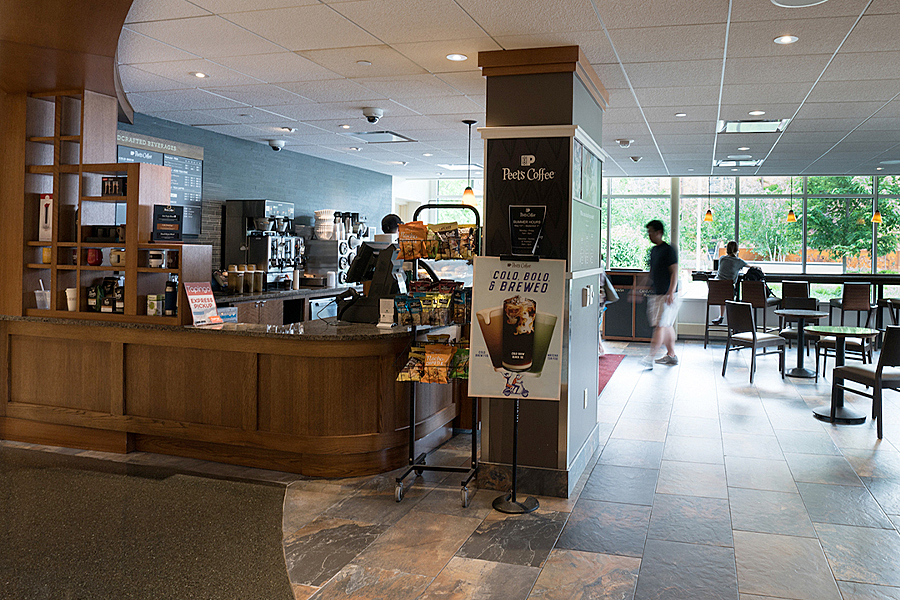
[655,354,678,365]
[639,356,655,369]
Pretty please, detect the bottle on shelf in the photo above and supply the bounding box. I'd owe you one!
[164,276,178,316]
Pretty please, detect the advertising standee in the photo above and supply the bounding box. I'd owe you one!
[469,257,565,401]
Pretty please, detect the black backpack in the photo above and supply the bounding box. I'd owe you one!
[741,266,776,298]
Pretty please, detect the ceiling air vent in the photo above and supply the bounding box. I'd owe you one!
[713,159,765,167]
[717,119,790,134]
[343,131,416,143]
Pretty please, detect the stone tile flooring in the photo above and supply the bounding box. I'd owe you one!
[6,339,900,599]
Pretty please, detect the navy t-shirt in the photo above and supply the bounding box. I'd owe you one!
[649,242,678,295]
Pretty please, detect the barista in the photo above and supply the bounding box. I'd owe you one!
[375,213,403,243]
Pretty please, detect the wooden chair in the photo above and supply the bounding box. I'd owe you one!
[742,280,781,333]
[722,300,786,383]
[705,279,734,349]
[815,309,875,380]
[782,280,810,299]
[829,283,874,326]
[830,325,900,438]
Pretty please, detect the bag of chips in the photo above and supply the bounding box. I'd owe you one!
[428,222,461,260]
[422,344,454,384]
[397,346,426,382]
[397,221,428,260]
[450,347,469,379]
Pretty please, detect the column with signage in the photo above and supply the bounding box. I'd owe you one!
[474,46,609,498]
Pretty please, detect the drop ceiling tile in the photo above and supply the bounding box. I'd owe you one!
[146,109,235,125]
[352,74,460,99]
[390,39,502,74]
[454,0,601,37]
[807,79,900,104]
[213,53,342,83]
[855,117,900,131]
[493,31,617,64]
[718,102,801,120]
[396,95,484,115]
[138,88,247,110]
[195,123,276,138]
[730,0,870,22]
[722,82,810,105]
[842,129,900,144]
[131,59,264,87]
[399,128,461,142]
[624,59,723,89]
[329,0,484,44]
[196,106,300,124]
[225,5,380,51]
[434,71,486,96]
[727,17,858,59]
[425,114,486,130]
[594,0,727,29]
[795,101,886,120]
[645,105,719,123]
[299,45,428,78]
[203,84,310,106]
[603,107,646,124]
[118,28,200,64]
[787,117,867,132]
[193,0,319,12]
[656,133,720,145]
[278,78,386,103]
[822,51,900,81]
[352,115,442,131]
[779,130,847,144]
[256,103,357,121]
[126,93,178,114]
[631,86,720,108]
[125,0,211,23]
[590,64,630,91]
[650,120,718,135]
[127,15,283,58]
[119,65,192,93]
[868,0,900,14]
[610,24,726,63]
[725,54,830,84]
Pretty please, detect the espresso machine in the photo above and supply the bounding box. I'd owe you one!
[224,200,304,287]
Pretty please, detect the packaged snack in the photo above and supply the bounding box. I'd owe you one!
[450,347,470,379]
[422,344,454,384]
[397,221,428,260]
[458,225,476,259]
[426,333,451,344]
[435,293,452,326]
[395,295,412,326]
[428,222,461,259]
[409,296,423,325]
[397,346,426,382]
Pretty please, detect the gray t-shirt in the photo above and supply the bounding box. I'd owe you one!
[717,255,747,282]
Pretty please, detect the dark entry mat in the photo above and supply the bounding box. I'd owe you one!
[0,446,293,600]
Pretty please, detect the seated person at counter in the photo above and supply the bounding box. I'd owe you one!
[712,240,747,325]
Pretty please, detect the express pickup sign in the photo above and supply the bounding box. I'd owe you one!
[183,282,223,327]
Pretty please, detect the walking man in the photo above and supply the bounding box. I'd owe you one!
[642,220,680,368]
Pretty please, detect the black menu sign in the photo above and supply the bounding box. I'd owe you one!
[509,205,547,255]
[152,205,184,242]
[164,155,202,236]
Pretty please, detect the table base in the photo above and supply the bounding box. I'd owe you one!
[812,405,867,425]
[493,493,539,514]
[785,367,817,379]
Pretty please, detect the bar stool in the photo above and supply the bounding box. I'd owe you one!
[705,279,735,349]
[742,280,781,333]
[782,280,810,300]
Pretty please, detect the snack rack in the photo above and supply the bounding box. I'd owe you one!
[395,203,481,507]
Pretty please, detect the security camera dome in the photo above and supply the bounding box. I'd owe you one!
[268,140,286,151]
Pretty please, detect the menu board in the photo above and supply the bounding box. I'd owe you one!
[116,131,204,236]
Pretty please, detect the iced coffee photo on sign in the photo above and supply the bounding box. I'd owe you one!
[502,295,536,372]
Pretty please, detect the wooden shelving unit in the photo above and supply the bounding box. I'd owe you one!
[23,89,211,325]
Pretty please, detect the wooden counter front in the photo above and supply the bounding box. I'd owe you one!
[0,318,457,477]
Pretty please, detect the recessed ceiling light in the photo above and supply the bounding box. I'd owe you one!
[675,112,687,117]
[280,127,297,133]
[718,119,789,133]
[774,35,799,45]
[389,160,408,166]
[738,146,750,151]
[749,110,766,116]
[349,147,361,152]
[446,53,468,61]
[356,60,372,66]
[189,72,208,78]
[771,0,830,7]
[423,153,433,157]
[876,167,884,171]
[687,168,695,171]
[732,168,740,171]
[340,124,351,129]
[728,154,753,160]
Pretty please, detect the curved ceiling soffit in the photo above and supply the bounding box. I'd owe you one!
[0,0,134,96]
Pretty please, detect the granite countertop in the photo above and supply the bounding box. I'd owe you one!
[1,314,415,341]
[214,286,354,304]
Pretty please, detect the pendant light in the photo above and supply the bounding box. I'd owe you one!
[704,177,713,222]
[462,119,477,200]
[872,207,883,223]
[786,176,797,223]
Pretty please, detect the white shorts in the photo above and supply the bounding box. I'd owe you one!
[647,294,681,328]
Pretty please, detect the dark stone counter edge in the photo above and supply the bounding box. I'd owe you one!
[214,286,355,305]
[0,315,416,341]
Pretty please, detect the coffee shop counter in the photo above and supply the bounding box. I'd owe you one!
[215,286,357,324]
[0,315,456,477]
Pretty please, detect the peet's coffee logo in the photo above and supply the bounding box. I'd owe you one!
[521,155,536,166]
[503,167,555,182]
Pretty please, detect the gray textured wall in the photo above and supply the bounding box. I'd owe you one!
[118,114,393,269]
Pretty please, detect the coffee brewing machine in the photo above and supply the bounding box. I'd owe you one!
[224,200,304,287]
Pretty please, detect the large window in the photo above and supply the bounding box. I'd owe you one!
[609,197,670,269]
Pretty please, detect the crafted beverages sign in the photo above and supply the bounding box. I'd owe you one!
[469,256,565,400]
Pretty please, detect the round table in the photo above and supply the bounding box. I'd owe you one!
[774,309,828,378]
[804,325,879,424]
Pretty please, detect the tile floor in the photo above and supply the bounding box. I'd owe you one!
[5,338,900,599]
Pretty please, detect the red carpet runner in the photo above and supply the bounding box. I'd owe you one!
[599,354,625,395]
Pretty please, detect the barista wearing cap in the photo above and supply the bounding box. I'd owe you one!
[375,213,403,243]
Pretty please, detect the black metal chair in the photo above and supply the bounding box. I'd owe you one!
[831,325,900,438]
[742,280,781,333]
[705,279,734,349]
[722,300,786,384]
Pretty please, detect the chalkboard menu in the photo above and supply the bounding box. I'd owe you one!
[116,132,204,236]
